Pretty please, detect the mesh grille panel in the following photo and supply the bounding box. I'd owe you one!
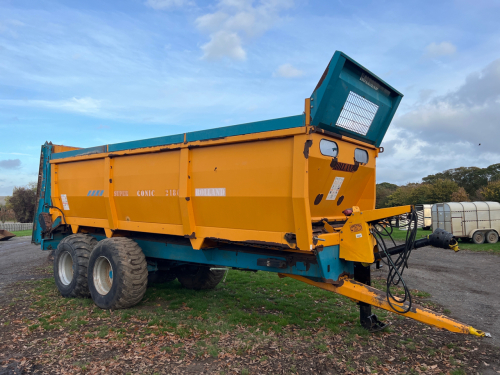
[336,91,379,136]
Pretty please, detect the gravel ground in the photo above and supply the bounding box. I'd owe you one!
[373,245,500,347]
[0,236,51,297]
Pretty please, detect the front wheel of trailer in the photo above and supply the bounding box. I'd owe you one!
[53,234,97,298]
[472,231,485,244]
[88,238,148,310]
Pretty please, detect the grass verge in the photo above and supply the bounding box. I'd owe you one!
[9,229,32,237]
[457,239,500,254]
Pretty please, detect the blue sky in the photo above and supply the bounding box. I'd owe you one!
[1,0,500,195]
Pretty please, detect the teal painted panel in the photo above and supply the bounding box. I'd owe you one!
[50,116,305,159]
[51,145,107,160]
[186,115,304,142]
[40,233,353,282]
[310,51,403,147]
[108,134,185,152]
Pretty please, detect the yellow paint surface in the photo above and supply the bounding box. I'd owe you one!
[48,124,409,254]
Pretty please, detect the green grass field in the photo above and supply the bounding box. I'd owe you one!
[457,238,500,254]
[385,228,430,241]
[31,269,374,337]
[10,229,33,237]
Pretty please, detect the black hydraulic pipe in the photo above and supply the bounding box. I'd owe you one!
[374,228,457,261]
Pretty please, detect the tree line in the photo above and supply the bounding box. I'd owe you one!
[0,183,37,223]
[376,163,500,209]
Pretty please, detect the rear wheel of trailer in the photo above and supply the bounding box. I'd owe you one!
[87,238,148,310]
[486,230,498,244]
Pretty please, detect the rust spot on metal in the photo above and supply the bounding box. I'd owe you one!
[350,224,362,233]
[214,167,217,171]
[185,232,196,239]
[314,64,329,92]
[314,193,323,205]
[303,140,313,159]
[185,197,190,201]
[38,212,52,233]
[158,146,173,152]
[331,272,354,286]
[336,195,344,206]
[109,179,112,183]
[198,136,226,142]
[330,157,359,172]
[310,126,343,140]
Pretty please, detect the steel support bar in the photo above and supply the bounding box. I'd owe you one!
[281,273,488,336]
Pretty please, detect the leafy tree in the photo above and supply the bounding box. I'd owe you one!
[384,180,459,208]
[0,205,16,223]
[427,179,459,203]
[450,187,470,202]
[376,182,398,208]
[423,163,500,199]
[385,183,422,207]
[6,182,37,223]
[479,180,500,202]
[485,163,500,183]
[408,183,432,205]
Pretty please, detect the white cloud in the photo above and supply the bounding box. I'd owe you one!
[145,0,187,10]
[378,58,500,184]
[201,31,246,61]
[424,41,456,58]
[273,63,303,78]
[195,0,294,60]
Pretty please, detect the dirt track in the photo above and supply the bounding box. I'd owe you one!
[0,236,50,297]
[373,245,500,347]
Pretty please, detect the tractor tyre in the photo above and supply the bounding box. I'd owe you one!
[486,230,499,244]
[176,265,225,290]
[53,234,97,298]
[88,238,148,310]
[472,231,485,244]
[148,270,176,284]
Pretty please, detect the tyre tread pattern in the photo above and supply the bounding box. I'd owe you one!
[55,234,97,298]
[94,238,148,309]
[486,230,499,244]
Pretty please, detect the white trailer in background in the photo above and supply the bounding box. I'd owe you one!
[431,202,500,244]
[396,204,432,231]
[416,204,432,230]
